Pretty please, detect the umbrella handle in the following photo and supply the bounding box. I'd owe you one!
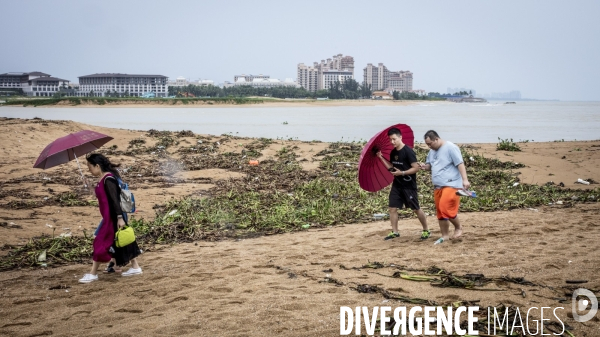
[73,152,87,188]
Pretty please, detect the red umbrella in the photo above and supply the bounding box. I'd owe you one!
[357,124,415,192]
[33,130,113,180]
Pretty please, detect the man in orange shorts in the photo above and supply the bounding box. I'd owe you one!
[418,130,471,244]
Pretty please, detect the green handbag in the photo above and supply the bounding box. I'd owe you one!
[115,225,135,248]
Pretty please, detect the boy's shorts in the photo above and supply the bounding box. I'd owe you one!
[389,185,420,210]
[434,187,460,220]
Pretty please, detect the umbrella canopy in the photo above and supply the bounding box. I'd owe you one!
[357,124,415,192]
[33,130,113,170]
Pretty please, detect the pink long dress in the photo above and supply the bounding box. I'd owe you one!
[92,173,115,262]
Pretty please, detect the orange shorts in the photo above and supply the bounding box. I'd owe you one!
[434,187,460,220]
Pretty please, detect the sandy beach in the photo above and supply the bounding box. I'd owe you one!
[0,117,599,336]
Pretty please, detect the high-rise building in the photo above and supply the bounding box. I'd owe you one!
[363,63,412,92]
[363,64,378,91]
[297,54,354,92]
[297,63,319,92]
[388,71,413,93]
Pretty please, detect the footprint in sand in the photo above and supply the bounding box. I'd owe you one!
[114,308,144,313]
[12,298,45,305]
[62,310,92,321]
[27,331,53,337]
[166,296,188,304]
[66,301,91,308]
[2,322,32,328]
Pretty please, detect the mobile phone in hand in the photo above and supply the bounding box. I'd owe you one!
[388,167,397,172]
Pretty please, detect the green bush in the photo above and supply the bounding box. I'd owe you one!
[496,138,521,151]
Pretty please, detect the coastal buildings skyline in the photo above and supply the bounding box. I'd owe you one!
[2,68,528,100]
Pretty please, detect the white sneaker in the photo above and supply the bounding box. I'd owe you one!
[122,267,143,277]
[79,273,98,283]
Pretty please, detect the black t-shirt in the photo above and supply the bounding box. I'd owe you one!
[389,145,418,190]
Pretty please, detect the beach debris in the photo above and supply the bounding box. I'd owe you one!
[45,224,53,228]
[526,208,538,212]
[566,280,588,284]
[432,273,496,290]
[519,289,526,298]
[469,156,474,161]
[373,213,387,220]
[497,276,537,286]
[48,284,70,290]
[362,261,385,269]
[2,138,600,271]
[301,224,310,229]
[37,250,47,262]
[351,284,438,305]
[320,276,344,286]
[287,272,297,279]
[248,160,259,166]
[556,200,563,205]
[576,178,590,185]
[322,268,333,273]
[392,272,437,282]
[353,284,381,293]
[167,209,178,216]
[512,182,519,187]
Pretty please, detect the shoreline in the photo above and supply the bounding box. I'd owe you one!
[0,98,448,108]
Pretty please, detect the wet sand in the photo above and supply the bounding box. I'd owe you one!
[0,118,599,336]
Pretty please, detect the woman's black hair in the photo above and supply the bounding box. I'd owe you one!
[86,153,121,178]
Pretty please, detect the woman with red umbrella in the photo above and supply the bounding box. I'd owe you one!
[78,154,142,283]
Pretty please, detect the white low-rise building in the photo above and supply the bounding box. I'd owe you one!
[223,77,299,88]
[168,76,215,87]
[0,72,69,96]
[77,73,169,97]
[321,69,353,90]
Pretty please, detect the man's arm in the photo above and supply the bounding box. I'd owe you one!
[376,151,394,170]
[457,163,471,189]
[402,162,421,175]
[418,162,431,171]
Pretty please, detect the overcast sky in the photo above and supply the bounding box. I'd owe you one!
[2,0,599,100]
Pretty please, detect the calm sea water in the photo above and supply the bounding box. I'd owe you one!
[1,101,598,143]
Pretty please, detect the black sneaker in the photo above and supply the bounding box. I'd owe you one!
[384,232,400,240]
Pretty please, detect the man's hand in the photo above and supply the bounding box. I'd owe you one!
[117,218,126,228]
[376,151,383,159]
[391,168,403,176]
[463,179,471,190]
